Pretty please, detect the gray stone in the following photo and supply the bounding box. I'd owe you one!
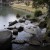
[0,29,12,50]
[13,29,18,35]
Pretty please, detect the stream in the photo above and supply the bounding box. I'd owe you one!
[0,6,47,50]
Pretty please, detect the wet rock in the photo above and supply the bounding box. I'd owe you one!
[19,19,25,23]
[4,25,5,27]
[18,27,24,32]
[42,40,48,43]
[0,29,12,50]
[39,21,47,29]
[9,20,18,26]
[13,29,18,35]
[25,20,31,25]
[7,27,15,30]
[7,26,17,30]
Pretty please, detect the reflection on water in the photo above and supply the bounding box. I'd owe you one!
[0,14,17,29]
[0,6,19,29]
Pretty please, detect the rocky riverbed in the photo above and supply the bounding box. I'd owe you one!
[0,6,50,50]
[0,13,50,49]
[6,15,47,45]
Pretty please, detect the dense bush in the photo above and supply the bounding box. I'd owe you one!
[34,10,43,17]
[16,13,20,18]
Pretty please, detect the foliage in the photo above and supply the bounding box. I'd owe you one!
[25,1,30,6]
[34,10,42,17]
[32,0,50,8]
[26,14,31,18]
[32,0,49,4]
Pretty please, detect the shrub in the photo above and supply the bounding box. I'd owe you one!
[25,1,30,6]
[26,14,31,18]
[16,13,20,18]
[34,10,43,17]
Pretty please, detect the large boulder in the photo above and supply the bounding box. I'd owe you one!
[7,26,17,30]
[0,29,12,50]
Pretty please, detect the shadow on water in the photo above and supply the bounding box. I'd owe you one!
[0,5,26,17]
